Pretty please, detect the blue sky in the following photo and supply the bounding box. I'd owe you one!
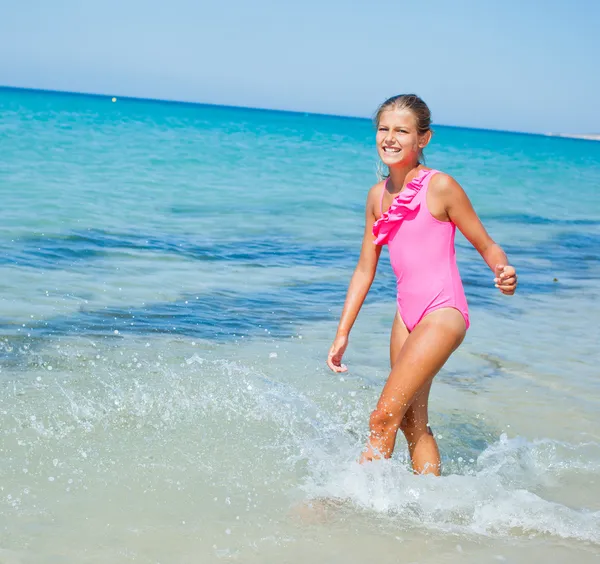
[1,0,598,134]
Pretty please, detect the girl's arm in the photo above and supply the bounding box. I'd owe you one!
[432,174,517,295]
[327,186,383,372]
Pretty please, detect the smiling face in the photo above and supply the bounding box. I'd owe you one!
[376,108,431,169]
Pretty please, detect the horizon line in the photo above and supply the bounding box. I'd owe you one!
[1,84,597,142]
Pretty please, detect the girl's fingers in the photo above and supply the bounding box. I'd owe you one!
[498,285,515,294]
[495,266,517,285]
[496,278,516,293]
[495,275,516,286]
[327,353,347,372]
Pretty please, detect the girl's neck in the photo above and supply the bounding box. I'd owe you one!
[387,162,423,194]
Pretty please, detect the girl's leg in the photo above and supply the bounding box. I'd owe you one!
[389,314,440,473]
[399,380,439,474]
[360,308,466,467]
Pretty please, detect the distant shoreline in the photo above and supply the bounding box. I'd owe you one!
[546,133,600,141]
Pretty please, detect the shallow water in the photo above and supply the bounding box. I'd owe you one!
[1,87,599,562]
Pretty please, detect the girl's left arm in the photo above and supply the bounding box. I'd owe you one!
[435,174,517,295]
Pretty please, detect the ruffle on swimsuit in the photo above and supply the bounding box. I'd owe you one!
[372,169,430,246]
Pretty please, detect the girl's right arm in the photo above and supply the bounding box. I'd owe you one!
[327,186,383,372]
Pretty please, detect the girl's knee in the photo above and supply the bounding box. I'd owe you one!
[369,408,400,434]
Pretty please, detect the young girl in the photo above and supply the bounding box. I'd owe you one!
[327,94,517,475]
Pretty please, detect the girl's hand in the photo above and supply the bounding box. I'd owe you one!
[327,335,349,372]
[494,264,517,295]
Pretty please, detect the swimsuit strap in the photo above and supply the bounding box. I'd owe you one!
[421,169,439,192]
[380,178,388,215]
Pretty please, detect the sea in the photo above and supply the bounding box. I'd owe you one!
[1,87,599,563]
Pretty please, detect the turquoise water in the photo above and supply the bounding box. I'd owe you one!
[1,87,600,563]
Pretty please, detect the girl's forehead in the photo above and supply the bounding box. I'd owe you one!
[379,108,416,126]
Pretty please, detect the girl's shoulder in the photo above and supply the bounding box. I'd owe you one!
[428,169,453,185]
[369,178,387,192]
[365,180,387,216]
[428,170,466,199]
[367,179,387,202]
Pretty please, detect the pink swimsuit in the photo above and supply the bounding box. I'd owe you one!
[372,169,470,331]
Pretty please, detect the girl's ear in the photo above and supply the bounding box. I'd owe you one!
[419,130,432,149]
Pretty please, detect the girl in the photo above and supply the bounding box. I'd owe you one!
[327,94,517,475]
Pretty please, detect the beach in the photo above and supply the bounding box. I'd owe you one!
[547,133,600,141]
[1,87,599,563]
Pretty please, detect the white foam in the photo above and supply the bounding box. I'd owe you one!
[300,433,600,543]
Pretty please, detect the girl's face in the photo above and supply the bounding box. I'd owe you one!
[376,108,430,168]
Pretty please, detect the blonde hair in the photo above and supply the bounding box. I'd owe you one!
[374,94,432,178]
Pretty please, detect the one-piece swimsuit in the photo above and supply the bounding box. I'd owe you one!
[372,168,470,331]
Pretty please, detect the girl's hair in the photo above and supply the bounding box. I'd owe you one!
[374,94,432,178]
